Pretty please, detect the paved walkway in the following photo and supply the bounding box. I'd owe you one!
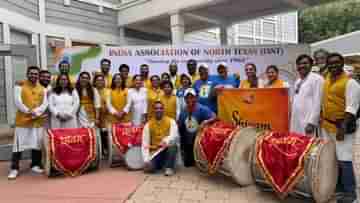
[126,167,325,203]
[0,161,335,203]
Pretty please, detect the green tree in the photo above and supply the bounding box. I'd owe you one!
[299,0,360,43]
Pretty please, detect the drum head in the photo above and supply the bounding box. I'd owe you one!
[125,147,144,170]
[311,140,337,203]
[226,127,260,186]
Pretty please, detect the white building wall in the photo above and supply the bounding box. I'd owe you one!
[233,12,298,45]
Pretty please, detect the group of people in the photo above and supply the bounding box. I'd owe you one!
[8,49,360,202]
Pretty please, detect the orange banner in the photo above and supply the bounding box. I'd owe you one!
[218,88,289,132]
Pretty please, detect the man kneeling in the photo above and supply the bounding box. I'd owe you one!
[141,101,179,176]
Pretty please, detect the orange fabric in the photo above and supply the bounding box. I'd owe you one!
[112,122,144,154]
[267,79,285,88]
[256,132,315,198]
[218,88,290,132]
[198,121,237,174]
[48,128,97,177]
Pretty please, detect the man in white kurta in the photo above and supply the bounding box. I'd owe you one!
[290,54,324,135]
[142,101,179,176]
[9,66,48,179]
[320,53,360,203]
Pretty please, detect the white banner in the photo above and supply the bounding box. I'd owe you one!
[53,44,310,86]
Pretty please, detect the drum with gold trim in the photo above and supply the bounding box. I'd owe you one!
[194,123,261,186]
[43,128,101,177]
[250,136,337,203]
[107,123,144,170]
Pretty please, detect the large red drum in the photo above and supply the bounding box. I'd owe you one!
[107,123,144,170]
[194,121,262,186]
[43,128,101,177]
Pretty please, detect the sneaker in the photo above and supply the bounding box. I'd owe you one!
[164,168,175,176]
[8,170,18,180]
[31,166,44,174]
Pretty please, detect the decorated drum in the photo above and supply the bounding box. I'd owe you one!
[353,122,360,201]
[108,123,144,170]
[43,128,101,177]
[194,121,262,186]
[250,132,337,203]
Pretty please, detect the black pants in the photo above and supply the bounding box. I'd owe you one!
[100,129,108,155]
[10,150,42,170]
[180,132,196,167]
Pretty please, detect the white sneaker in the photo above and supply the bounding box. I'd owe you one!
[164,168,175,176]
[8,170,18,180]
[31,166,44,174]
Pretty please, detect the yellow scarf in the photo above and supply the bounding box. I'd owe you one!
[267,79,285,88]
[80,91,96,122]
[97,88,110,128]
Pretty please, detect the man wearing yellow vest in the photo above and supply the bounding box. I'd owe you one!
[52,61,77,86]
[186,59,200,83]
[141,101,179,176]
[140,64,151,89]
[321,53,360,202]
[98,58,113,88]
[119,64,133,88]
[8,66,48,179]
[168,62,181,89]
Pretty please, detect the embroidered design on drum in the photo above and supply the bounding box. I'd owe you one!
[48,128,97,177]
[242,94,255,104]
[255,132,315,199]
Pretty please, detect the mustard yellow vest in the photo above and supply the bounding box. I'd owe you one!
[104,74,112,89]
[15,81,46,128]
[147,87,164,118]
[321,73,350,133]
[108,88,131,124]
[148,116,171,152]
[160,94,177,119]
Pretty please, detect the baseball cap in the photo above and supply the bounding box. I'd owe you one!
[217,62,227,68]
[184,88,197,97]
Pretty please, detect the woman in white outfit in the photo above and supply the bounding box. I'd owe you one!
[49,74,79,128]
[123,74,148,126]
[75,71,101,128]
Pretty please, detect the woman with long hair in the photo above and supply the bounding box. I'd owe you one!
[75,71,101,128]
[264,65,289,88]
[107,73,131,124]
[123,74,148,126]
[93,73,110,157]
[49,73,79,128]
[176,74,192,120]
[147,75,164,119]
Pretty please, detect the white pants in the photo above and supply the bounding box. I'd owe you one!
[13,127,44,152]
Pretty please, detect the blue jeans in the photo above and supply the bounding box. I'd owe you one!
[336,161,357,200]
[150,145,177,170]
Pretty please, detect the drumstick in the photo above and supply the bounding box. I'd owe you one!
[149,146,167,161]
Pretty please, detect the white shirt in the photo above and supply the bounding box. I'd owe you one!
[141,118,179,162]
[49,90,80,128]
[123,87,148,126]
[290,72,324,134]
